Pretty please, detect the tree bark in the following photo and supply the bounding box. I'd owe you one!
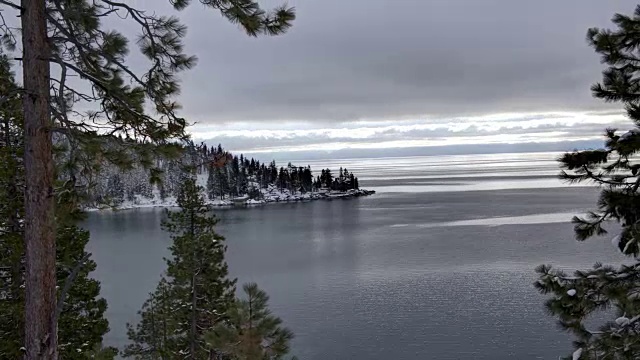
[21,1,56,359]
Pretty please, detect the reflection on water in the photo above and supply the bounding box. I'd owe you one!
[85,152,622,359]
[406,211,585,227]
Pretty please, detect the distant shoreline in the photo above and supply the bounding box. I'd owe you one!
[85,188,376,212]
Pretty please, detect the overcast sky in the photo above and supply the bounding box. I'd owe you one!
[131,0,636,156]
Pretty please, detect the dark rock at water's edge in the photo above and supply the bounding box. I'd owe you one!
[237,188,376,206]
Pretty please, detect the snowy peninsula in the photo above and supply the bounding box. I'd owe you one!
[86,144,375,211]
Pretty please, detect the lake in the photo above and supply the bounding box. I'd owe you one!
[84,152,624,359]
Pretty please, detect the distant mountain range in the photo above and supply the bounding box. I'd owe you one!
[234,139,603,162]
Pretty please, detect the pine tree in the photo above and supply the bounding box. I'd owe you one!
[124,278,177,359]
[249,159,256,176]
[0,53,26,359]
[0,1,295,357]
[207,162,219,200]
[205,283,295,360]
[322,169,333,189]
[269,161,278,184]
[164,157,184,200]
[0,56,113,359]
[84,344,119,360]
[102,142,366,203]
[126,176,236,358]
[217,165,230,200]
[163,177,236,357]
[55,225,116,360]
[535,6,640,359]
[106,173,125,206]
[240,165,249,196]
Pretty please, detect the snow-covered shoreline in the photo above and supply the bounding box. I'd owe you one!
[85,185,375,212]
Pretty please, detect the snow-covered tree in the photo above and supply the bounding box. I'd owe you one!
[56,225,115,359]
[125,177,236,358]
[123,278,177,359]
[85,143,367,204]
[207,162,219,200]
[106,173,125,205]
[536,6,640,359]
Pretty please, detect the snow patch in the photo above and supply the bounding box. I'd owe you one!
[615,316,630,326]
[612,235,621,251]
[413,211,584,228]
[620,129,640,140]
[572,348,582,360]
[86,176,375,211]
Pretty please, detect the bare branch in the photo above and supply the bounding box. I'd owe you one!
[0,0,20,11]
[0,11,18,50]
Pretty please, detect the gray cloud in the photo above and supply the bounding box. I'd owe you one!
[157,0,634,124]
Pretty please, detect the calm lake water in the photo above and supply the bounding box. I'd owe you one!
[84,152,625,359]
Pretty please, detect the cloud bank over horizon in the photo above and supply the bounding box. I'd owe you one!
[192,110,628,158]
[122,0,637,156]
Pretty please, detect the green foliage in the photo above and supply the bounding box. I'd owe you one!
[0,0,295,205]
[0,56,113,359]
[0,0,294,356]
[125,176,236,358]
[123,278,178,359]
[0,163,115,360]
[56,225,115,359]
[536,5,640,359]
[83,343,119,359]
[206,283,295,360]
[201,145,361,201]
[40,0,293,139]
[0,54,24,359]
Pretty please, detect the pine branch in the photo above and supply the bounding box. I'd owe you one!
[48,57,153,127]
[0,0,20,11]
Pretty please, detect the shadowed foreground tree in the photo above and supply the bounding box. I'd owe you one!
[536,5,640,360]
[0,53,26,359]
[0,1,294,358]
[0,56,115,359]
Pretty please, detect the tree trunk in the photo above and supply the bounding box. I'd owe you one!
[21,0,56,359]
